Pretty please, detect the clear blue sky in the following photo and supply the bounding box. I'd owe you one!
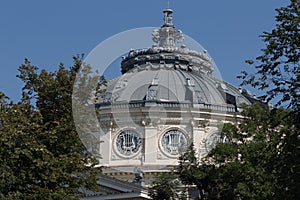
[0,0,288,102]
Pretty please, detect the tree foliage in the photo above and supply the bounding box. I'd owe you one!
[240,0,300,110]
[0,56,104,199]
[152,104,299,200]
[149,172,186,200]
[204,104,300,199]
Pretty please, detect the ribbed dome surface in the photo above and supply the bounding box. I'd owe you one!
[101,67,251,107]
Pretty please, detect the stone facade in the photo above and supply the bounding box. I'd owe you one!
[95,8,259,185]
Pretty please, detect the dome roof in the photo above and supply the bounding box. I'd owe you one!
[98,8,259,110]
[101,67,251,108]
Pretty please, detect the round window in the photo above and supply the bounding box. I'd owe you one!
[161,129,188,156]
[205,132,222,152]
[116,130,142,157]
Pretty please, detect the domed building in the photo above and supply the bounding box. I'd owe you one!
[95,7,258,185]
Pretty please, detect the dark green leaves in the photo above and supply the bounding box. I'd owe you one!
[241,0,300,109]
[0,56,103,199]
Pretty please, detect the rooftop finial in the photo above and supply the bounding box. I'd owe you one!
[152,5,184,47]
[163,7,173,26]
[167,0,170,9]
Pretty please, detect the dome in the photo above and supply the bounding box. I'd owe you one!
[97,10,257,108]
[99,44,254,109]
[102,67,251,107]
[95,7,261,175]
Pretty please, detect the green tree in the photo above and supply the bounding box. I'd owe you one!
[206,104,299,199]
[149,172,186,200]
[177,143,209,199]
[240,0,300,110]
[172,104,299,200]
[0,56,104,199]
[238,0,300,198]
[0,92,8,128]
[0,92,8,102]
[72,57,107,157]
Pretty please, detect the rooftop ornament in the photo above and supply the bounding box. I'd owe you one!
[152,7,184,48]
